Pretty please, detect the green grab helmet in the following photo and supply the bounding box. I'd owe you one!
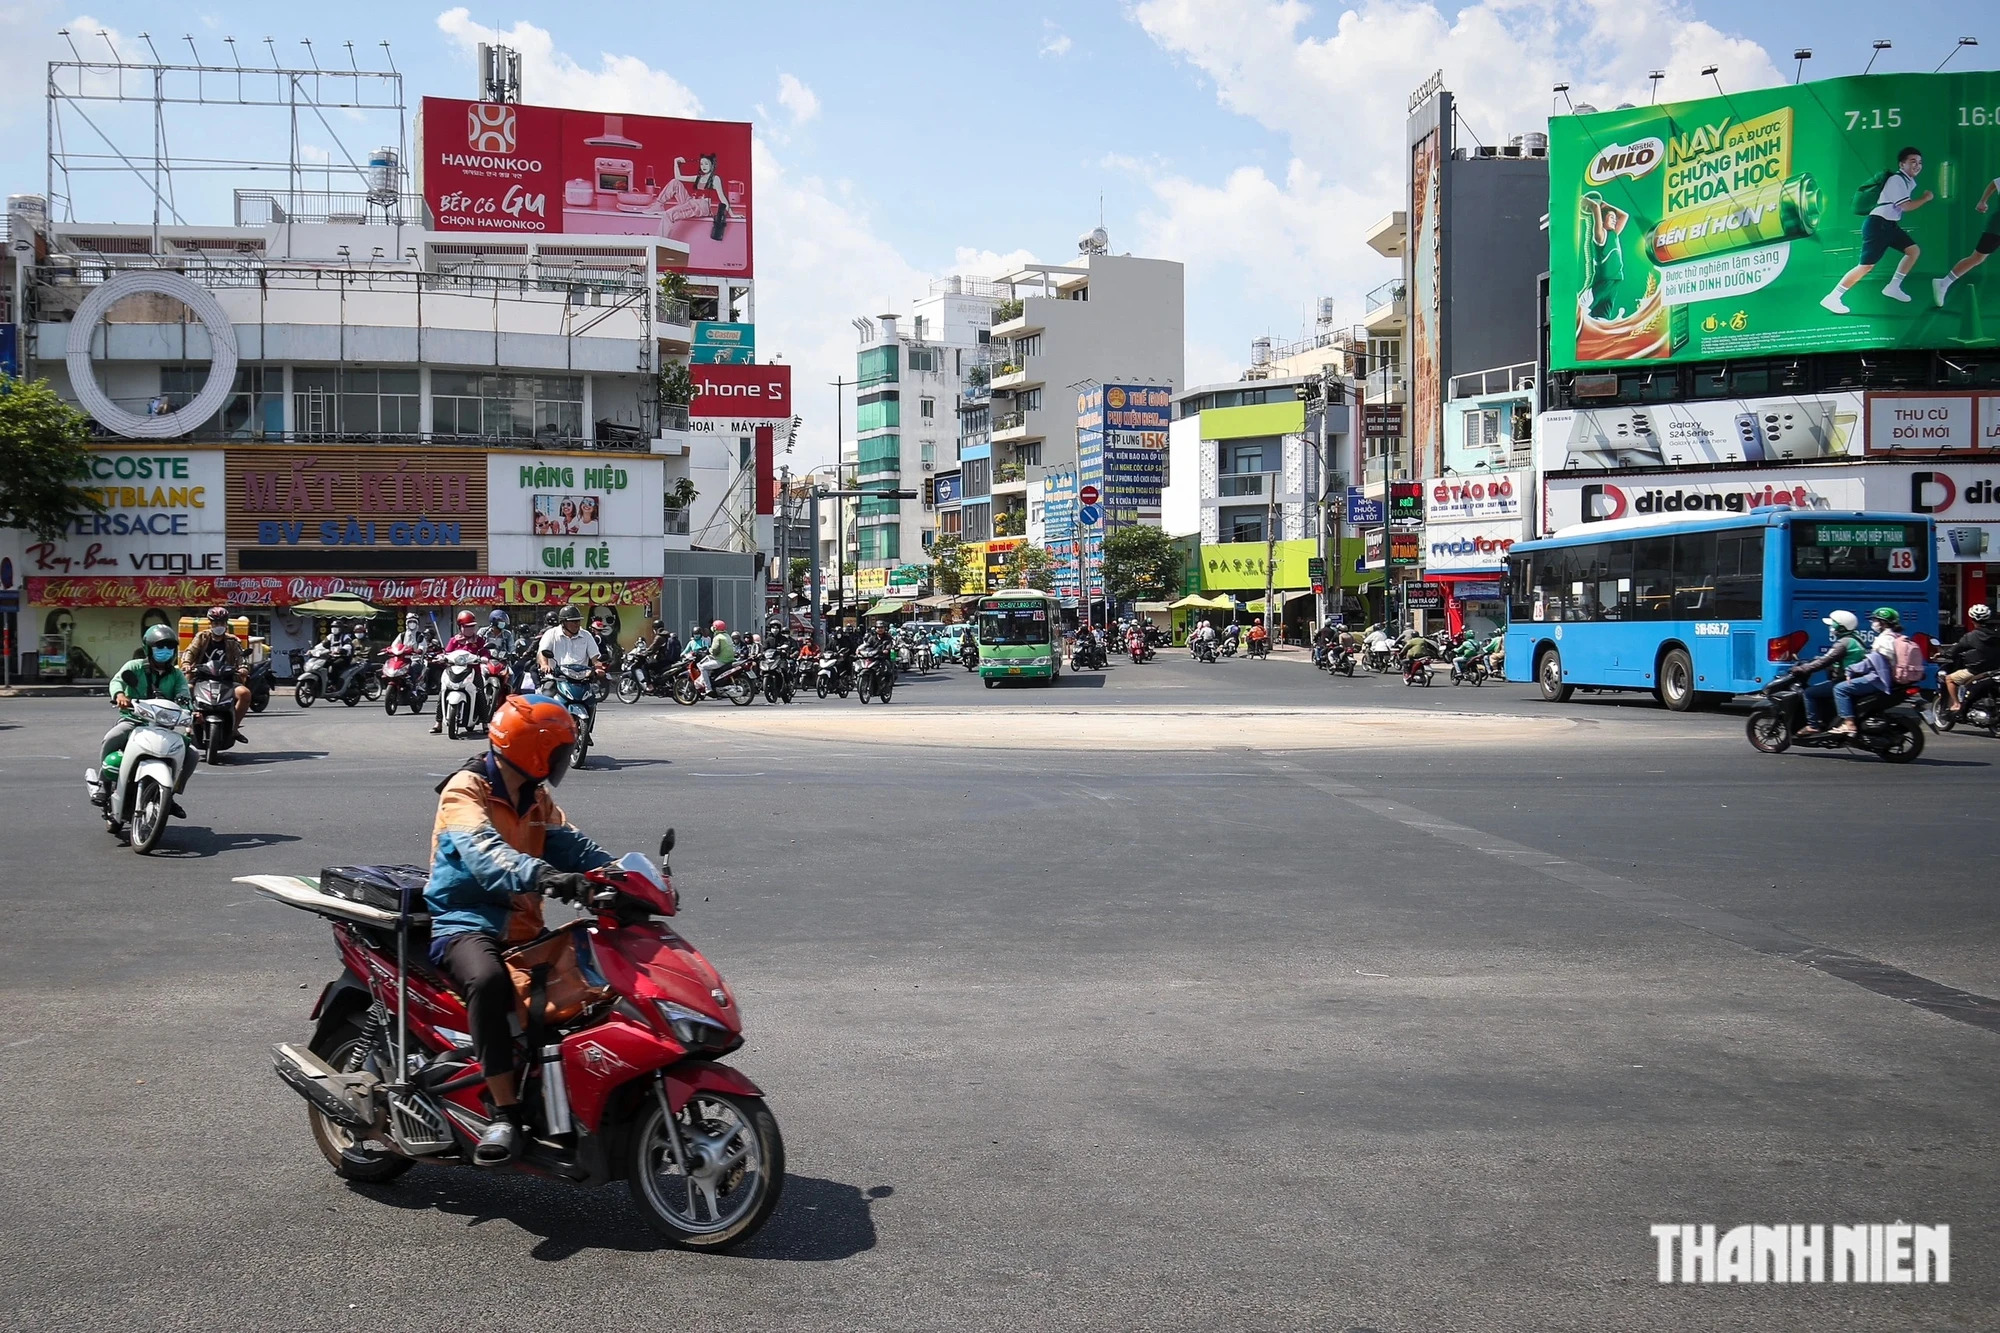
[142,624,178,651]
[1870,606,1901,627]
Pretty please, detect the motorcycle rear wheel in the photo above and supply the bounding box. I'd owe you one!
[1877,720,1924,764]
[728,683,755,707]
[307,1019,413,1183]
[128,778,169,853]
[627,1090,784,1249]
[671,676,699,706]
[363,677,383,702]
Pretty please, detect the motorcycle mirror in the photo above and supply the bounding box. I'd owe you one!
[660,828,676,858]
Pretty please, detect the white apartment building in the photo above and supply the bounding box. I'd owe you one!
[961,240,1184,543]
[843,278,1005,592]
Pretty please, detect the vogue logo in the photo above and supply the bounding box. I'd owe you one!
[467,103,517,154]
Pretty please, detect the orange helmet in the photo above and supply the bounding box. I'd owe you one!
[486,694,577,786]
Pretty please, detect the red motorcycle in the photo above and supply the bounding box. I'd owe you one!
[242,831,784,1248]
[379,640,430,719]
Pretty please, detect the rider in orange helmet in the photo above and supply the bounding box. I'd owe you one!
[424,693,610,1164]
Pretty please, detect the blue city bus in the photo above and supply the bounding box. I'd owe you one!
[1504,508,1938,711]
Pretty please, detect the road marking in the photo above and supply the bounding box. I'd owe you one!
[1257,756,2000,1035]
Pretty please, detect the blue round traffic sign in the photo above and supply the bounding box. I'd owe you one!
[1078,503,1102,526]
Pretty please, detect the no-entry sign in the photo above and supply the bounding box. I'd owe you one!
[1079,484,1100,505]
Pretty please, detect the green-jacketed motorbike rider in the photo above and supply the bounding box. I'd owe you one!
[99,624,195,793]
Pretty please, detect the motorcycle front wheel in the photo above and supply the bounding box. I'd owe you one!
[1745,708,1792,754]
[627,1089,784,1250]
[295,678,319,708]
[129,777,169,854]
[671,676,699,706]
[728,683,755,707]
[617,674,643,706]
[815,677,830,699]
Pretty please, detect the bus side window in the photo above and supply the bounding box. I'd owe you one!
[1713,530,1764,619]
[1632,537,1673,620]
[1672,530,1718,617]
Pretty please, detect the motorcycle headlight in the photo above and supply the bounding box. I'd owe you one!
[651,999,735,1053]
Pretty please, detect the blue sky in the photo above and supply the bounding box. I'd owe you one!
[1,1,1990,464]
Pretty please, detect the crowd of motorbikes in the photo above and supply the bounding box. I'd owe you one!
[1309,624,1508,687]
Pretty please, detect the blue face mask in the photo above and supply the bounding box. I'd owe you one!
[151,646,176,665]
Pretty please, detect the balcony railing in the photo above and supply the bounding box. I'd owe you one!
[996,462,1027,483]
[1364,278,1406,311]
[1216,471,1275,498]
[234,188,425,227]
[993,412,1025,434]
[657,295,691,326]
[1364,366,1406,399]
[993,298,1024,324]
[659,402,691,432]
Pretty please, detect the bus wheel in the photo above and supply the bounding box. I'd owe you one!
[1656,648,1696,712]
[1536,647,1573,703]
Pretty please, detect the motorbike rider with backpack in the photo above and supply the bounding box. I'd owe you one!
[425,693,611,1165]
[433,612,495,733]
[1942,603,2000,716]
[1831,609,1909,737]
[97,625,194,809]
[184,605,251,742]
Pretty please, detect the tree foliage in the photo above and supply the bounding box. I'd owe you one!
[998,542,1056,592]
[657,359,694,408]
[0,374,103,542]
[928,532,970,596]
[1099,524,1180,605]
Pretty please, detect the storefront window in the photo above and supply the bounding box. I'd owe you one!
[432,372,583,442]
[293,369,421,439]
[161,366,283,439]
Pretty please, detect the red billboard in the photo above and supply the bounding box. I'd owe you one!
[690,363,791,419]
[419,97,753,277]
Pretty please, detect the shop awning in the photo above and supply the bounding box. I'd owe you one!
[912,595,956,609]
[864,599,909,616]
[1168,594,1233,610]
[1135,601,1172,613]
[291,595,383,616]
[1246,591,1310,613]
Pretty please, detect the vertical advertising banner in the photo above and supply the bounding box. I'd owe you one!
[1549,70,2000,369]
[1408,83,1449,478]
[420,98,753,276]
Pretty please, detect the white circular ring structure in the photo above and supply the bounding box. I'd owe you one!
[66,271,240,440]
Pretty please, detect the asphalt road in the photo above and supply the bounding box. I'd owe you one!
[2,656,1997,1331]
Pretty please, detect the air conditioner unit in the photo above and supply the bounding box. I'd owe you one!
[922,461,934,470]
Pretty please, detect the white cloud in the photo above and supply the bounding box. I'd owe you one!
[1039,21,1073,59]
[776,72,819,126]
[436,8,703,116]
[953,245,1038,276]
[0,9,125,127]
[1127,0,1784,355]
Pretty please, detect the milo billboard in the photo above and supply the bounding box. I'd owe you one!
[1550,70,2000,369]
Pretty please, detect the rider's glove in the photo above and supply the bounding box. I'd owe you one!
[538,868,594,904]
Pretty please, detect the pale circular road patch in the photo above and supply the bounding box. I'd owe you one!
[657,705,1581,751]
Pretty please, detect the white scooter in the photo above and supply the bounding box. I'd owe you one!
[437,649,484,740]
[85,699,193,854]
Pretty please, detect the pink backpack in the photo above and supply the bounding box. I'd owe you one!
[1888,633,1925,686]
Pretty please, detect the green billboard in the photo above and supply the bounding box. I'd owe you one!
[1549,71,2000,369]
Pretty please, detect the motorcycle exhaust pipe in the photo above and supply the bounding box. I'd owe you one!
[271,1042,374,1129]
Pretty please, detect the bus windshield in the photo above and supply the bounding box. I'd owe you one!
[979,605,1050,646]
[1789,520,1929,581]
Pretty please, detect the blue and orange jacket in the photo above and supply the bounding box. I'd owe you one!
[425,754,610,947]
